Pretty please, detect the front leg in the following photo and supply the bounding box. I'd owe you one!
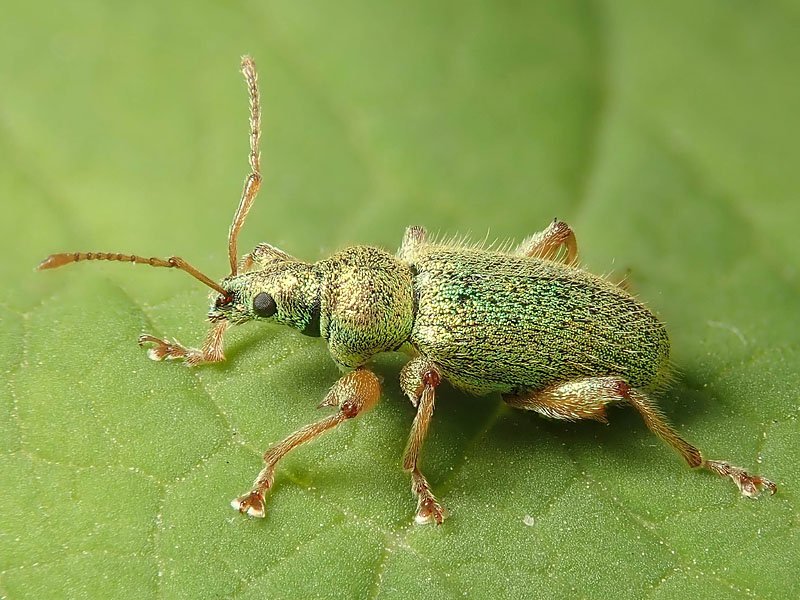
[233,368,381,518]
[138,320,229,366]
[401,357,447,524]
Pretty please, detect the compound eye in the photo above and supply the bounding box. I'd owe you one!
[253,291,277,318]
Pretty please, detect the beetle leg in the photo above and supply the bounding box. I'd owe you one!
[235,244,301,274]
[397,225,427,262]
[626,386,776,497]
[138,320,228,366]
[514,219,578,266]
[232,368,380,518]
[702,460,776,498]
[504,377,614,423]
[504,376,776,498]
[236,252,256,273]
[400,357,447,524]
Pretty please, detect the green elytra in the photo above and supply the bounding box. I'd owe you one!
[38,56,775,525]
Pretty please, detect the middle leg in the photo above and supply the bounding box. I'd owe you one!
[400,357,447,524]
[514,218,578,265]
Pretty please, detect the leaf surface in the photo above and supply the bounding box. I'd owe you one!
[2,1,798,598]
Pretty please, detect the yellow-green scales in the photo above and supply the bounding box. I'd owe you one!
[409,247,670,396]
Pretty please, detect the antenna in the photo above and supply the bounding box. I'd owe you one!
[37,56,267,300]
[37,252,230,297]
[227,55,263,276]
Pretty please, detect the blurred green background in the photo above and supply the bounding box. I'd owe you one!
[1,1,798,599]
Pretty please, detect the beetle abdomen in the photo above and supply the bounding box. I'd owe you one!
[410,249,670,396]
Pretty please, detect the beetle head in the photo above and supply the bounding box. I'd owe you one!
[209,258,320,335]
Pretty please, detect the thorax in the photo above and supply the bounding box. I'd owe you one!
[316,246,416,368]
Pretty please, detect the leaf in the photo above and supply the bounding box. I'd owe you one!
[2,1,798,598]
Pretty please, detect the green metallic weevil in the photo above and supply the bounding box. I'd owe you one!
[38,56,776,524]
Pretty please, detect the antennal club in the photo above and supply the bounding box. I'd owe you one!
[228,55,263,277]
[37,252,230,298]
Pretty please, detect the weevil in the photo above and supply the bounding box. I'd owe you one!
[38,56,776,525]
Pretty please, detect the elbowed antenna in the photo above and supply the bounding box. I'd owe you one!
[227,55,263,277]
[37,252,230,298]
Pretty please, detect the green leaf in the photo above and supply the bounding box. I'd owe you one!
[2,1,798,598]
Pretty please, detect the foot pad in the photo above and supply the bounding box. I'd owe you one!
[704,460,777,498]
[415,497,448,525]
[231,490,266,518]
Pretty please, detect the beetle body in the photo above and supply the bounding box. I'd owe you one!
[220,242,670,398]
[408,246,671,396]
[211,231,775,523]
[39,56,776,525]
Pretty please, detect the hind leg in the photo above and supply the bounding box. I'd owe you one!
[504,376,776,498]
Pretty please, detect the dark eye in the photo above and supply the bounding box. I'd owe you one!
[253,291,277,317]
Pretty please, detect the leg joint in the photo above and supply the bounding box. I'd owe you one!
[340,400,360,419]
[422,368,440,388]
[400,357,441,406]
